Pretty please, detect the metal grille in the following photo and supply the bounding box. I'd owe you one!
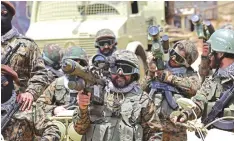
[37,1,80,21]
[84,3,119,15]
[37,1,119,22]
[37,38,96,57]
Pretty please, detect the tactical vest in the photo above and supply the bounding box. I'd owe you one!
[54,77,73,107]
[201,77,234,131]
[81,90,143,141]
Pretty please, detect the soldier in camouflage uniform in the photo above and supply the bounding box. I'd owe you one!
[198,23,234,83]
[89,29,117,65]
[1,1,59,140]
[95,28,117,57]
[144,40,201,141]
[37,46,89,116]
[73,50,155,141]
[42,43,64,80]
[171,29,234,134]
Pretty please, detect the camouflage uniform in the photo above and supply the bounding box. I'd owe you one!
[145,40,201,141]
[1,35,50,98]
[1,28,60,141]
[42,43,64,81]
[89,28,117,65]
[73,50,155,141]
[1,1,56,140]
[37,46,89,115]
[2,103,61,141]
[189,29,234,132]
[198,23,233,82]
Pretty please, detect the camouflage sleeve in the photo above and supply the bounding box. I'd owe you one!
[198,57,212,83]
[190,78,211,119]
[171,74,201,97]
[33,103,61,141]
[36,79,57,114]
[139,92,156,140]
[25,41,50,100]
[72,106,91,135]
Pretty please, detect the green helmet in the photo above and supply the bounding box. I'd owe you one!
[42,43,63,66]
[95,28,116,41]
[207,29,234,54]
[173,40,198,66]
[112,50,140,80]
[62,46,89,66]
[95,29,117,48]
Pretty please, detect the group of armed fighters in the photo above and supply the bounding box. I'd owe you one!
[1,1,234,141]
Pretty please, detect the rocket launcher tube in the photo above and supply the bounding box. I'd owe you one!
[62,59,106,91]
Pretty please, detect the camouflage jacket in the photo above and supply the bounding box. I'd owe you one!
[192,62,234,124]
[1,35,50,100]
[143,63,201,140]
[72,82,155,141]
[2,103,61,141]
[36,76,71,115]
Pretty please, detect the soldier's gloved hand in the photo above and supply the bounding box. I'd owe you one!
[77,90,91,110]
[170,111,189,124]
[156,70,173,83]
[16,92,34,111]
[53,105,67,116]
[202,43,210,56]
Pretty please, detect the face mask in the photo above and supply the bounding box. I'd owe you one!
[1,4,13,35]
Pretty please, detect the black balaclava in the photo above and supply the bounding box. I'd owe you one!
[1,4,13,35]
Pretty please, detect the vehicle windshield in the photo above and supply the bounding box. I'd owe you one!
[36,1,122,22]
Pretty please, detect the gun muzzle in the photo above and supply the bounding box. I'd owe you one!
[204,20,215,36]
[191,14,202,25]
[162,35,169,53]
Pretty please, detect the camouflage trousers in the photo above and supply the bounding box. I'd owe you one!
[147,119,187,141]
[2,119,35,141]
[148,130,187,141]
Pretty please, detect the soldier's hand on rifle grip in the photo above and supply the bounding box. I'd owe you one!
[156,70,173,83]
[16,92,34,111]
[170,111,188,124]
[202,42,210,57]
[77,90,91,110]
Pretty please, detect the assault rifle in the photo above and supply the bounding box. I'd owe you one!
[1,42,23,132]
[202,85,234,130]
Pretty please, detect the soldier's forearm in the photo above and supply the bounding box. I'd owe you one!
[198,57,211,82]
[73,107,91,135]
[26,69,49,100]
[171,75,201,97]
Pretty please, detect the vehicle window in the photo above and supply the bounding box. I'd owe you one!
[131,1,138,14]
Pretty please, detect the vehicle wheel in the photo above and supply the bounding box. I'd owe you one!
[137,55,147,85]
